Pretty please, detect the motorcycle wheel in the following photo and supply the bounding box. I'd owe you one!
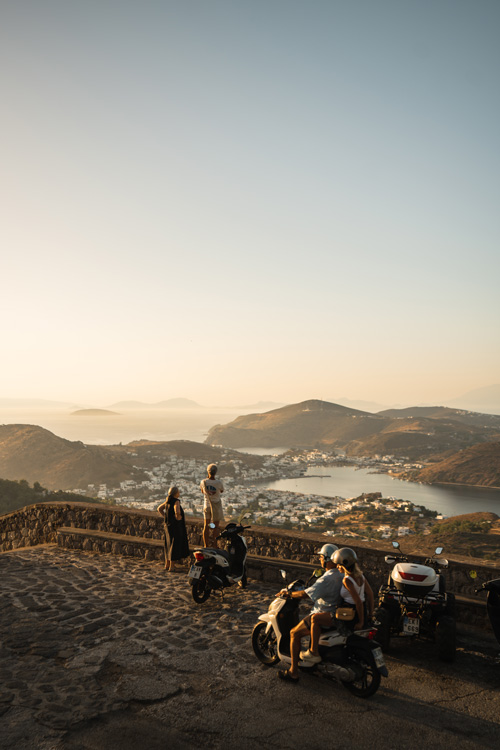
[436,615,456,662]
[251,622,280,666]
[373,606,391,651]
[444,592,456,617]
[343,649,381,698]
[191,576,212,604]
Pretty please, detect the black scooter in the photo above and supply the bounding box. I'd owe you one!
[188,522,250,604]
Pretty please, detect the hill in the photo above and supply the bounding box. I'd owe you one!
[205,399,390,449]
[0,425,145,490]
[0,477,105,515]
[377,405,500,430]
[409,442,500,488]
[205,400,500,461]
[71,409,119,417]
[446,384,500,415]
[410,512,500,560]
[0,426,266,492]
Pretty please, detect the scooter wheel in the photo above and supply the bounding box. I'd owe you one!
[343,648,381,699]
[191,576,212,604]
[251,622,280,666]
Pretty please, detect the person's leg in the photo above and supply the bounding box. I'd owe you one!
[212,521,221,548]
[289,619,311,677]
[164,530,171,570]
[202,506,211,547]
[212,503,224,548]
[309,612,334,655]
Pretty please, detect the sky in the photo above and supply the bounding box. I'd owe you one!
[1,0,499,408]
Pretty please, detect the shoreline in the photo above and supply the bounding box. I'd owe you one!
[389,471,500,492]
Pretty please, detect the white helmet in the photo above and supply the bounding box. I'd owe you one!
[318,543,338,559]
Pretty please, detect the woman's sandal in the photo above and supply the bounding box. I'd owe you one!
[278,669,299,683]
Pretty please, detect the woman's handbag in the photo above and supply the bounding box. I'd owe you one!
[335,606,356,621]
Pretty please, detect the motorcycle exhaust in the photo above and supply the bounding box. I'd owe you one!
[318,663,356,682]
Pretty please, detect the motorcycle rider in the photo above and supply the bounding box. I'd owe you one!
[333,547,374,631]
[277,543,342,682]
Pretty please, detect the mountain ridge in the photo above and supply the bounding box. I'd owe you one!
[206,399,500,463]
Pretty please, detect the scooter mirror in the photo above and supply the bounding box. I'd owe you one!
[314,568,324,578]
[209,523,216,529]
[434,546,444,555]
[392,541,400,550]
[469,570,478,579]
[280,569,287,580]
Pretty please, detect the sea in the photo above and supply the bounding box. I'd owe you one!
[258,465,500,518]
[0,407,244,446]
[1,408,499,518]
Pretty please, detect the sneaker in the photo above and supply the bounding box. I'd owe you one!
[300,649,321,664]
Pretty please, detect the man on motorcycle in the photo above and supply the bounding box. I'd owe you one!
[277,543,342,682]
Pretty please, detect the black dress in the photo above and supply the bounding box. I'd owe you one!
[164,496,189,561]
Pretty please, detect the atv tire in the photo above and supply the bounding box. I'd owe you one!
[436,615,456,662]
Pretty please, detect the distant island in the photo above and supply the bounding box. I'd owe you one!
[71,409,120,417]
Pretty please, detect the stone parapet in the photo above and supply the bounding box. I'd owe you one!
[1,501,498,630]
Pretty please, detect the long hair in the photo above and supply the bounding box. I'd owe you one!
[167,485,179,498]
[348,562,364,587]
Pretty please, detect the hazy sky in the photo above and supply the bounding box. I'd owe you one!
[1,0,499,407]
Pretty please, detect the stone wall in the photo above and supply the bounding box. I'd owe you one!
[1,501,498,624]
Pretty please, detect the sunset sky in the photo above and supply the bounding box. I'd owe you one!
[1,0,499,408]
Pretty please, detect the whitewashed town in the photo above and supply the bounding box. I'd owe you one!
[69,449,439,540]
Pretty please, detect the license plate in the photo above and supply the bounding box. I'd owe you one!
[188,565,202,580]
[403,616,419,635]
[372,647,386,669]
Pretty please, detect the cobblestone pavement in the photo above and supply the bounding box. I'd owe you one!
[1,546,500,750]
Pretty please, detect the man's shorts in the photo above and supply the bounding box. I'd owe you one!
[302,611,335,629]
[203,501,224,524]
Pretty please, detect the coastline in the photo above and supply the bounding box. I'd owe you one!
[389,471,500,492]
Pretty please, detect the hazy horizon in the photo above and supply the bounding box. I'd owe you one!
[2,1,499,407]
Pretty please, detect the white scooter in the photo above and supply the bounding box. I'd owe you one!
[251,574,387,698]
[188,522,250,604]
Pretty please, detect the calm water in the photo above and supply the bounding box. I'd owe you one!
[0,408,245,445]
[261,466,500,517]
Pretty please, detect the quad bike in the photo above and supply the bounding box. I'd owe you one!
[374,541,456,662]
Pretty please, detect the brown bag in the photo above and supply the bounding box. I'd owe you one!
[335,606,356,621]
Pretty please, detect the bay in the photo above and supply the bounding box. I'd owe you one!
[261,466,500,518]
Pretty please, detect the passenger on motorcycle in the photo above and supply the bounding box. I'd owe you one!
[277,544,342,682]
[333,547,374,631]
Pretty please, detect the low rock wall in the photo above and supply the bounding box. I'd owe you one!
[1,501,498,627]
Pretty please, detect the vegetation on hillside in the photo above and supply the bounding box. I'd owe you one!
[411,441,500,488]
[0,477,103,515]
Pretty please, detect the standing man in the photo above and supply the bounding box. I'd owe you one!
[200,463,224,547]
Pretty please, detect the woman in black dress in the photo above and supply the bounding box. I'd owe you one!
[157,485,189,571]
